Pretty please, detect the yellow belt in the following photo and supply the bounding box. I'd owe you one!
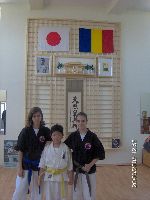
[46,166,67,198]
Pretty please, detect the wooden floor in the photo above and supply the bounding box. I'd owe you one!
[0,164,150,200]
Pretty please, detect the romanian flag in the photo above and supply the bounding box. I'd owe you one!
[102,30,114,53]
[79,28,114,54]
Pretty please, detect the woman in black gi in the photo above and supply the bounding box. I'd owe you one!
[64,112,105,200]
[12,107,51,200]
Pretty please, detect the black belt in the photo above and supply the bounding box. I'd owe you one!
[74,160,91,196]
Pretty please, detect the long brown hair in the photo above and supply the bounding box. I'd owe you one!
[26,107,45,127]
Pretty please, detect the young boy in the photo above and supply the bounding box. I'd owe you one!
[39,124,73,200]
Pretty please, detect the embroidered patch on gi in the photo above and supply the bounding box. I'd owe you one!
[85,143,92,150]
[39,136,45,143]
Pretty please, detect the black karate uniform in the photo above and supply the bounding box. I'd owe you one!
[16,126,51,170]
[64,129,105,174]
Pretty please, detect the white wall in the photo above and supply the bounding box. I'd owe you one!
[0,4,150,165]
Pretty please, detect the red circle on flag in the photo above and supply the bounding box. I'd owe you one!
[46,32,61,46]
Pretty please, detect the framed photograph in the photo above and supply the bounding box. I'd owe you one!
[98,57,113,77]
[140,93,150,134]
[4,140,18,167]
[53,55,96,77]
[112,138,120,148]
[68,92,81,132]
[36,56,52,75]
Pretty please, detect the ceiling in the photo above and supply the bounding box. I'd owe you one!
[1,0,150,14]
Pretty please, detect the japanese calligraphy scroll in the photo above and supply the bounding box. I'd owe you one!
[68,92,81,132]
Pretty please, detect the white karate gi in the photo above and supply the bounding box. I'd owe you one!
[39,142,73,200]
[73,173,96,200]
[12,170,43,200]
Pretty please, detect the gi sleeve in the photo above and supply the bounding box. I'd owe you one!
[64,134,73,149]
[15,128,27,152]
[44,127,51,142]
[92,133,105,160]
[39,146,47,169]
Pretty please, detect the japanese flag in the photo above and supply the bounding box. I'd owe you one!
[38,27,70,51]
